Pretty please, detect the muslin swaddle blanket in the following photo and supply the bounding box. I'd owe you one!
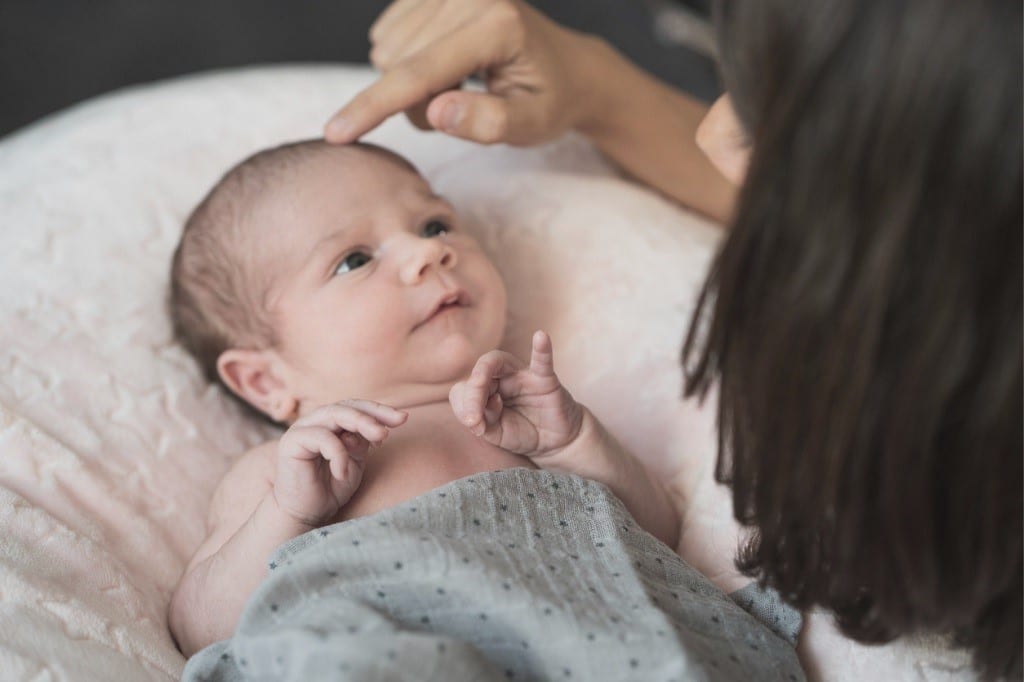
[184,468,803,681]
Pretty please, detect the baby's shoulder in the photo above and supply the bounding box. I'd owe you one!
[207,439,278,527]
[223,439,277,485]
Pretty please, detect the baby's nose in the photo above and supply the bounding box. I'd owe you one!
[399,237,457,284]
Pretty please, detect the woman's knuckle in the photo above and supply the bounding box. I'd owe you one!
[485,1,523,35]
[369,44,390,68]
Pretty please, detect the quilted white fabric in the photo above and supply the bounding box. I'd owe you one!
[0,65,973,680]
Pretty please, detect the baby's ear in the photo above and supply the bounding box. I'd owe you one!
[216,349,297,422]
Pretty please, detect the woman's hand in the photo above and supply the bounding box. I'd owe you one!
[448,330,585,459]
[329,0,736,221]
[325,0,602,146]
[273,400,408,527]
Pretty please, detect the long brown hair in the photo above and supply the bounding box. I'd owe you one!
[683,1,1022,678]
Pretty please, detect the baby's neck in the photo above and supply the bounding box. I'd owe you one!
[394,395,454,412]
[374,380,461,414]
[397,397,467,430]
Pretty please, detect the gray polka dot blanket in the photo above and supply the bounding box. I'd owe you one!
[183,468,804,681]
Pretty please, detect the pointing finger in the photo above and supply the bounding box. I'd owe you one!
[325,12,517,143]
[529,330,556,377]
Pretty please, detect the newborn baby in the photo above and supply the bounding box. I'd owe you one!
[167,140,681,657]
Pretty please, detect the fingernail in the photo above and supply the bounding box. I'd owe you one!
[326,116,354,141]
[440,102,464,132]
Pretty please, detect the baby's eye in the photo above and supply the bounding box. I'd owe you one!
[422,220,450,238]
[334,250,372,275]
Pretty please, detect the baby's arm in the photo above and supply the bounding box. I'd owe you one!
[168,442,310,657]
[540,409,681,549]
[450,331,681,548]
[169,400,407,657]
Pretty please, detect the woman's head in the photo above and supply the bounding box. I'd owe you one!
[685,0,1021,677]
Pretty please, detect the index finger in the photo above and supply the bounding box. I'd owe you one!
[324,13,515,143]
[528,330,556,378]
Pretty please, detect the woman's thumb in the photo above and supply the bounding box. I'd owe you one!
[427,91,518,145]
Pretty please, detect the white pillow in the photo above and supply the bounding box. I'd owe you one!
[0,65,971,680]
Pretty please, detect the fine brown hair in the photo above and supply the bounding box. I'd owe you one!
[684,0,1022,678]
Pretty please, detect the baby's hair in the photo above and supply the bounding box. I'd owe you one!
[168,138,416,424]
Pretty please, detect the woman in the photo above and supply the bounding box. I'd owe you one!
[325,1,1022,678]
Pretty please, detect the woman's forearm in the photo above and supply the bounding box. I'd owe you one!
[168,493,313,657]
[573,37,737,224]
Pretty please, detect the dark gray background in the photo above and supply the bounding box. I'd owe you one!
[0,1,719,140]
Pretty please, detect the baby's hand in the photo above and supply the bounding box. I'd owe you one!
[273,400,408,527]
[449,331,584,460]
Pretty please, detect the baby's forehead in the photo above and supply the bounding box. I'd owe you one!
[244,143,435,266]
[272,145,429,207]
[307,143,421,182]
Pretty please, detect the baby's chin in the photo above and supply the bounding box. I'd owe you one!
[337,375,468,412]
[304,339,492,410]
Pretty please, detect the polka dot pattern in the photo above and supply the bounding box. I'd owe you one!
[183,468,804,681]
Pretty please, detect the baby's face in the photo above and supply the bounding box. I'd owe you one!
[254,149,507,414]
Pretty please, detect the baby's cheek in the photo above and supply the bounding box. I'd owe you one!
[485,271,509,347]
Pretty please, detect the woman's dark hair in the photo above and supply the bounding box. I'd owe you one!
[683,0,1022,678]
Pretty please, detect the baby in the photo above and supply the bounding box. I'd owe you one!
[166,140,681,657]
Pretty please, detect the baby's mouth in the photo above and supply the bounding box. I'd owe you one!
[414,290,470,330]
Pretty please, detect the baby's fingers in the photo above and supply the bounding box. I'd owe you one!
[528,330,556,378]
[329,451,344,480]
[468,350,524,388]
[294,400,407,442]
[449,380,484,433]
[281,426,348,464]
[449,381,501,439]
[483,390,503,427]
[340,431,372,459]
[282,427,369,483]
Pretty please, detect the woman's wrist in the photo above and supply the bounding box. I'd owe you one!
[564,35,736,222]
[569,35,633,140]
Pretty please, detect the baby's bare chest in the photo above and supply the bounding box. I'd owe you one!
[333,419,535,524]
